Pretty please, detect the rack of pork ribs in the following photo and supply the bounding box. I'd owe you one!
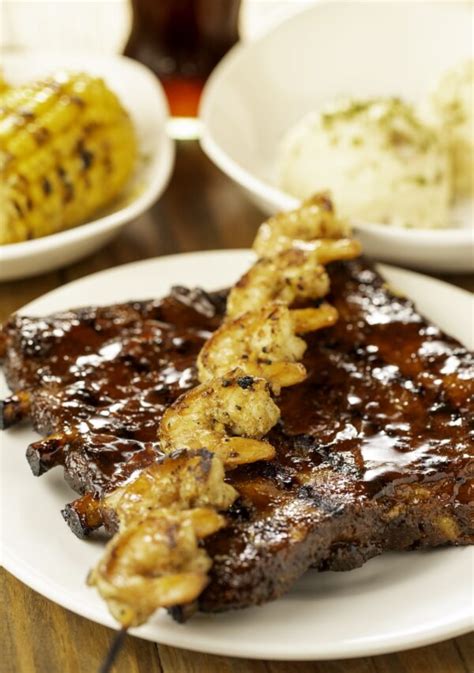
[1,259,473,616]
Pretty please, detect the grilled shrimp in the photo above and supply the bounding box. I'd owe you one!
[253,193,361,260]
[88,506,224,627]
[159,368,280,468]
[198,303,338,392]
[227,246,330,318]
[104,449,237,529]
[89,450,237,627]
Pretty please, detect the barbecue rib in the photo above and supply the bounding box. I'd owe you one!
[1,260,473,615]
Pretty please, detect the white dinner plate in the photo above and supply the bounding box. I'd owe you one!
[0,50,175,281]
[200,1,474,273]
[1,250,473,660]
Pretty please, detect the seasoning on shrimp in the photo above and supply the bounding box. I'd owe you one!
[227,246,330,318]
[253,193,359,257]
[198,303,338,393]
[159,368,280,467]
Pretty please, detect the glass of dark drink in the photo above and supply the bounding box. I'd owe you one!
[124,0,241,119]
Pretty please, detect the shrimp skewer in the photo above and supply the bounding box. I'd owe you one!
[198,303,338,393]
[227,247,330,319]
[88,448,238,626]
[89,367,281,627]
[89,193,358,629]
[160,368,280,467]
[89,368,280,626]
[88,506,225,627]
[253,193,361,260]
[102,448,238,528]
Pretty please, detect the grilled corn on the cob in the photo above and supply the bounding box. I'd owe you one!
[0,73,9,94]
[0,72,137,244]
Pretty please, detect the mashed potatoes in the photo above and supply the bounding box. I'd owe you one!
[278,98,452,229]
[425,60,474,198]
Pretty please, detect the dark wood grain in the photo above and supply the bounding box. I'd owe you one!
[0,142,472,673]
[0,571,163,673]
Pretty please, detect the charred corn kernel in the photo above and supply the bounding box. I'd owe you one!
[0,72,137,244]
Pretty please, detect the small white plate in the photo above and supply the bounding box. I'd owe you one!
[1,250,473,660]
[0,50,175,281]
[200,2,474,273]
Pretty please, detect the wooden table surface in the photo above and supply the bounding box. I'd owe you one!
[1,142,472,673]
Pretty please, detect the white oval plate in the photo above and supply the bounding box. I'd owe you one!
[1,250,473,660]
[0,50,175,281]
[200,2,474,273]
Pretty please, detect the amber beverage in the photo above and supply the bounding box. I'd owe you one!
[124,0,241,117]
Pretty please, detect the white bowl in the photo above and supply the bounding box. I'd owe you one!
[200,1,474,273]
[0,50,175,281]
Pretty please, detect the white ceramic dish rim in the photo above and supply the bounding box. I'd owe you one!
[3,544,472,660]
[199,4,473,246]
[0,50,175,263]
[2,249,473,660]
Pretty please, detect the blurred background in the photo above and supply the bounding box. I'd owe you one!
[1,0,315,123]
[1,0,472,276]
[0,0,315,53]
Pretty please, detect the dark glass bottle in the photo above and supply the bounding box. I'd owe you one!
[124,0,241,117]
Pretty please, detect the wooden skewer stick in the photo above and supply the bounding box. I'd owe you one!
[98,626,128,673]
